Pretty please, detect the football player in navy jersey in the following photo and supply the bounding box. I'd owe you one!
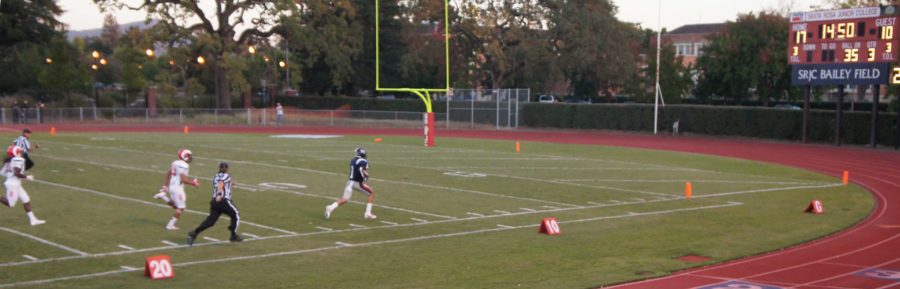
[325,147,377,220]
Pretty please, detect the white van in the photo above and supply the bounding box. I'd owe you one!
[538,95,556,103]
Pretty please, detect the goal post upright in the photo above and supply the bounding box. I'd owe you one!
[375,0,450,147]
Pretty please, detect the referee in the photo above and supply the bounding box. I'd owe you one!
[12,128,38,170]
[187,162,243,246]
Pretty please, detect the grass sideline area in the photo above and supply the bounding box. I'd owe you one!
[0,132,873,288]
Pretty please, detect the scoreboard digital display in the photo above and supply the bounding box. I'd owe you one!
[789,6,900,86]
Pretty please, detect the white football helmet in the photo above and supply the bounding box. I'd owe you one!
[178,148,192,161]
[354,147,367,158]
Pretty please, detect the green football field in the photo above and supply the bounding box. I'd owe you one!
[0,132,873,288]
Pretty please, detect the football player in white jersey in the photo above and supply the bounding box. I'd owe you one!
[0,146,45,226]
[153,149,199,230]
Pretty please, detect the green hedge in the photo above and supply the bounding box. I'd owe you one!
[523,103,900,146]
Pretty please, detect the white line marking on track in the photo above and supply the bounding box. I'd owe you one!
[117,245,134,251]
[0,202,744,289]
[349,224,366,228]
[22,255,37,261]
[496,224,514,229]
[161,240,179,247]
[466,212,484,217]
[411,218,428,223]
[203,237,220,242]
[33,178,299,236]
[0,227,88,256]
[380,221,399,225]
[315,226,333,231]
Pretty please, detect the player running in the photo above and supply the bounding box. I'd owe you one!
[153,149,199,230]
[0,146,45,226]
[325,147,377,220]
[187,162,243,246]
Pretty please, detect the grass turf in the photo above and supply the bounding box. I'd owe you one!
[0,132,873,288]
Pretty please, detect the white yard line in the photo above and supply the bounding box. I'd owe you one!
[116,245,134,251]
[41,155,456,220]
[34,179,300,235]
[519,208,536,212]
[411,218,429,223]
[161,240,179,247]
[0,227,89,256]
[493,210,511,215]
[203,237,220,242]
[553,178,826,185]
[348,224,367,228]
[496,224,515,229]
[119,266,138,271]
[315,226,333,231]
[22,255,38,261]
[693,183,842,199]
[43,143,576,209]
[0,202,741,288]
[243,233,261,239]
[466,212,484,217]
[380,221,399,225]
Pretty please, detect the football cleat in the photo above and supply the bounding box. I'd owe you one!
[187,231,197,246]
[153,192,166,200]
[166,224,179,231]
[230,234,244,242]
[30,219,46,226]
[364,213,377,220]
[325,206,333,219]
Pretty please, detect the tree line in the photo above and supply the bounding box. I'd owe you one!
[0,0,892,108]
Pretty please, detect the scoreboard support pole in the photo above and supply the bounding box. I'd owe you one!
[836,85,845,146]
[803,86,811,144]
[870,85,880,148]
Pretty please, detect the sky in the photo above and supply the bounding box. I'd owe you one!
[58,0,825,32]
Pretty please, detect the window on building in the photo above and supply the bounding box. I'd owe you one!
[676,44,694,56]
[694,43,705,56]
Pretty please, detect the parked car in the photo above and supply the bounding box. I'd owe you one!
[538,95,556,103]
[563,97,592,104]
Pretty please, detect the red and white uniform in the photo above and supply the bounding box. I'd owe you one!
[168,159,190,209]
[3,156,29,207]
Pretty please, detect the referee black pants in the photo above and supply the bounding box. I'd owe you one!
[193,199,240,237]
[24,153,34,170]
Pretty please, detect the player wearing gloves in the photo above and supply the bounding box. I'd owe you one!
[153,149,199,230]
[0,146,45,226]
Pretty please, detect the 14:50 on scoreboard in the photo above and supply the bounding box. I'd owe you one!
[789,6,900,86]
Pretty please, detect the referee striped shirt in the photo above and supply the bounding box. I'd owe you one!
[13,136,30,154]
[212,172,233,200]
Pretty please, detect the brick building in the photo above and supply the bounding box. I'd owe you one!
[661,23,725,67]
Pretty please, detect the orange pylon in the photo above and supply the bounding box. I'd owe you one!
[516,141,521,153]
[685,182,693,199]
[183,125,190,134]
[50,127,57,136]
[842,171,849,186]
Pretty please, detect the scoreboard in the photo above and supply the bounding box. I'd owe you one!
[789,6,900,86]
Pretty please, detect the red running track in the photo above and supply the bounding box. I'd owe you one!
[6,124,900,289]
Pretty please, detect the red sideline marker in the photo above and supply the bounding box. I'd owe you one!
[805,200,824,214]
[539,217,561,235]
[145,255,175,280]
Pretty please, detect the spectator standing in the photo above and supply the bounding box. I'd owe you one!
[276,102,284,125]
